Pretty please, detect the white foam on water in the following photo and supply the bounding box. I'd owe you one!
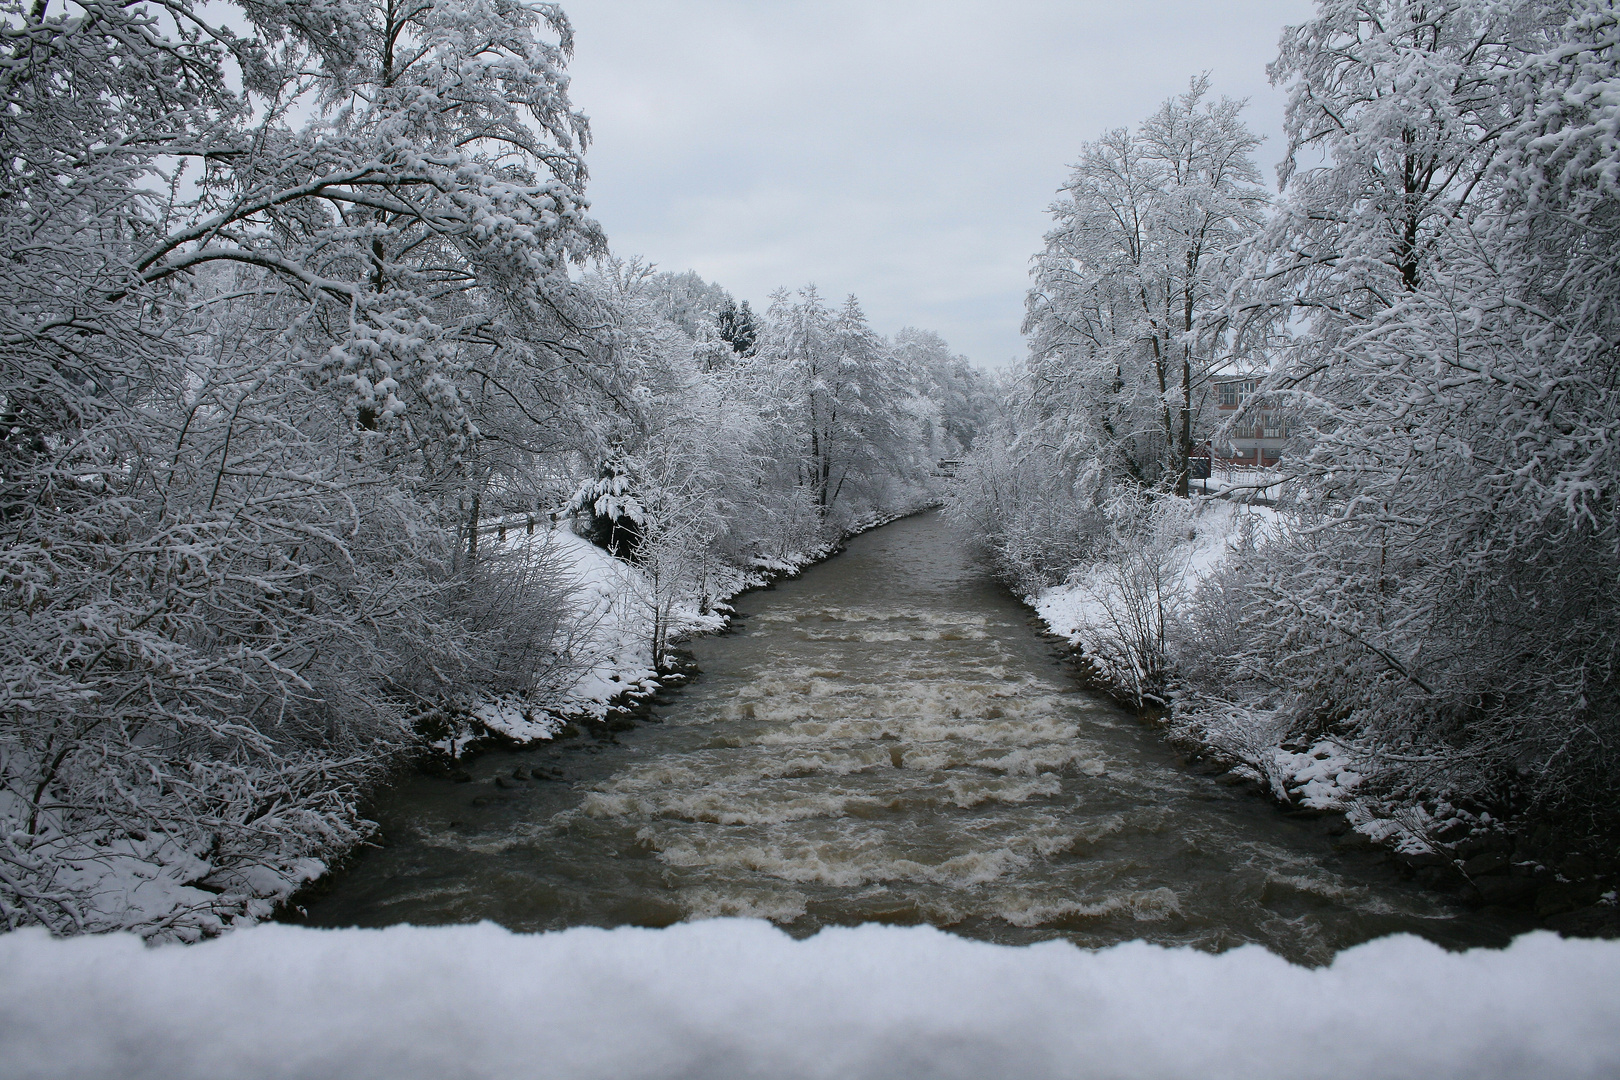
[968,744,1107,776]
[646,833,1036,890]
[1065,808,1171,847]
[680,887,810,922]
[1264,872,1370,903]
[743,710,1079,748]
[995,886,1184,927]
[547,602,1152,903]
[748,605,1000,644]
[753,606,993,629]
[582,772,1078,829]
[944,774,1063,808]
[582,786,883,827]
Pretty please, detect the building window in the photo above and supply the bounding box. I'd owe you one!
[1218,379,1258,408]
[1262,413,1282,439]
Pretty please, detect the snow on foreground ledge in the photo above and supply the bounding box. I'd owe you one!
[2,923,1617,1080]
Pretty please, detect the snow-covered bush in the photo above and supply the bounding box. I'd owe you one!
[429,536,586,704]
[0,326,459,935]
[942,426,1112,593]
[567,464,647,560]
[1060,495,1197,708]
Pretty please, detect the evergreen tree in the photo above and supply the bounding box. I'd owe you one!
[719,299,760,356]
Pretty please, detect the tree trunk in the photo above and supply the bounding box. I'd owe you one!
[1149,332,1175,489]
[1177,261,1196,499]
[1177,346,1192,498]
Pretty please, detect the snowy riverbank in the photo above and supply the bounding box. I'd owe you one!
[1024,496,1618,931]
[1031,496,1271,703]
[449,503,937,753]
[0,501,931,944]
[4,919,1618,1080]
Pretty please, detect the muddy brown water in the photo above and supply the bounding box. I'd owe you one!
[290,511,1530,963]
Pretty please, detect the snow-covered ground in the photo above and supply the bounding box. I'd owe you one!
[1197,464,1286,500]
[2,919,1616,1080]
[493,528,663,730]
[1034,497,1281,648]
[1033,497,1276,702]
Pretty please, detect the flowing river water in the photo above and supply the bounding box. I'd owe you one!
[292,512,1527,963]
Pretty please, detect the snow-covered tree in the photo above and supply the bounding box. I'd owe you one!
[0,0,601,936]
[754,287,925,514]
[1026,77,1266,494]
[892,328,999,460]
[1180,0,1620,842]
[642,269,734,338]
[717,298,760,357]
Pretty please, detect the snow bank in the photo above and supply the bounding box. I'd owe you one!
[541,528,660,715]
[2,921,1616,1080]
[424,528,660,754]
[1033,499,1267,653]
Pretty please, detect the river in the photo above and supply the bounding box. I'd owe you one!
[290,511,1527,964]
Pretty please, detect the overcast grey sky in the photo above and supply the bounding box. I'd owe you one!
[562,1,1316,367]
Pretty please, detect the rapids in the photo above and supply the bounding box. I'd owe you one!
[291,512,1527,963]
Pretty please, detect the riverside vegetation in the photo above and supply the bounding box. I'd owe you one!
[948,0,1620,932]
[0,0,992,937]
[6,0,1618,943]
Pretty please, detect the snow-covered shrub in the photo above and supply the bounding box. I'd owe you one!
[432,535,586,702]
[1061,495,1197,708]
[1176,488,1620,835]
[567,464,647,560]
[942,427,1111,593]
